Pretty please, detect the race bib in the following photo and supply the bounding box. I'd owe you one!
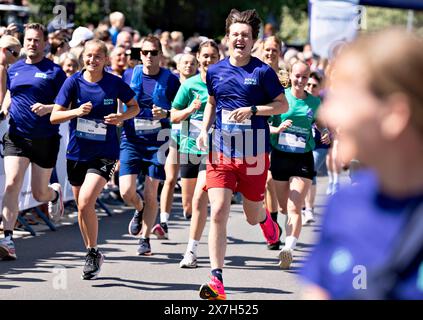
[221,109,251,132]
[134,118,161,135]
[189,119,202,139]
[172,123,182,131]
[278,132,307,153]
[76,118,107,141]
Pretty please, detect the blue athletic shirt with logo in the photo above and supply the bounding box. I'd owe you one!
[121,66,180,151]
[206,57,284,158]
[55,70,135,161]
[300,170,423,299]
[7,58,66,138]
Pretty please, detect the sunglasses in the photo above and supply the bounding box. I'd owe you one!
[6,47,19,58]
[141,50,159,56]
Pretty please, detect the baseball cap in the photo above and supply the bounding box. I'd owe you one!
[69,27,94,48]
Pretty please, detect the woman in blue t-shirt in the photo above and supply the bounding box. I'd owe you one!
[51,39,139,280]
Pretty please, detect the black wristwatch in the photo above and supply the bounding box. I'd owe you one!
[166,110,171,118]
[250,105,257,116]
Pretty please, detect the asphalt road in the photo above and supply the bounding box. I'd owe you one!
[0,176,344,300]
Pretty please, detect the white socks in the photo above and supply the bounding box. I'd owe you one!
[284,236,297,250]
[160,212,170,224]
[328,171,334,184]
[186,239,199,256]
[333,172,340,184]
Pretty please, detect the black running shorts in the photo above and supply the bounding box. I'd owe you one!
[179,153,207,179]
[3,132,61,169]
[270,149,315,181]
[66,158,118,186]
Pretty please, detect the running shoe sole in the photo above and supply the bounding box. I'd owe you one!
[199,283,225,300]
[278,249,293,270]
[0,246,17,260]
[152,224,168,240]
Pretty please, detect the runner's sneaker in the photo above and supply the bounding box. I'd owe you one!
[260,210,281,248]
[278,247,293,270]
[179,251,197,268]
[0,238,17,260]
[303,208,315,225]
[326,183,333,195]
[137,237,152,256]
[152,222,168,239]
[199,276,226,300]
[183,212,192,220]
[82,248,104,280]
[128,209,144,236]
[48,183,64,222]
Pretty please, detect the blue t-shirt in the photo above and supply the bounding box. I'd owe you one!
[55,70,135,161]
[121,67,180,151]
[206,57,284,158]
[7,58,66,138]
[301,170,423,299]
[122,67,134,86]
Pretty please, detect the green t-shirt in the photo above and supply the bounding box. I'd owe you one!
[172,74,208,155]
[269,87,321,153]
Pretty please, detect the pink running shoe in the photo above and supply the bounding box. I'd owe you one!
[199,276,226,300]
[260,209,281,246]
[152,223,168,240]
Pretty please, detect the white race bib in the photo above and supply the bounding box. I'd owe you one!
[189,118,202,139]
[278,132,306,153]
[76,118,107,141]
[134,118,161,135]
[221,109,251,126]
[172,123,182,131]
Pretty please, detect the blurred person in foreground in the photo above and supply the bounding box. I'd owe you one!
[301,29,423,300]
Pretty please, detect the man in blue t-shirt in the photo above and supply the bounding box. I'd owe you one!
[0,23,67,261]
[196,9,288,300]
[119,35,180,256]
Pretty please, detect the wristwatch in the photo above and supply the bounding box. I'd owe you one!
[250,105,257,116]
[166,110,171,118]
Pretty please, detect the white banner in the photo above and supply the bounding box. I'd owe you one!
[0,120,74,212]
[309,0,360,59]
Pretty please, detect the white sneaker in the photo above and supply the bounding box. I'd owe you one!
[179,251,197,268]
[0,237,17,260]
[48,183,64,222]
[303,208,315,225]
[278,247,293,270]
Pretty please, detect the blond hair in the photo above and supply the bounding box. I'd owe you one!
[336,28,423,136]
[0,35,21,49]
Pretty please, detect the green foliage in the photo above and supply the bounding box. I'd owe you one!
[279,5,309,45]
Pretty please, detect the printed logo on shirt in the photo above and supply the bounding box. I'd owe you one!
[306,108,314,120]
[100,165,107,172]
[34,72,48,79]
[14,72,19,77]
[104,99,114,105]
[244,78,257,85]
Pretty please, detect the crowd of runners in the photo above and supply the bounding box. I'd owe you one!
[0,7,421,300]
